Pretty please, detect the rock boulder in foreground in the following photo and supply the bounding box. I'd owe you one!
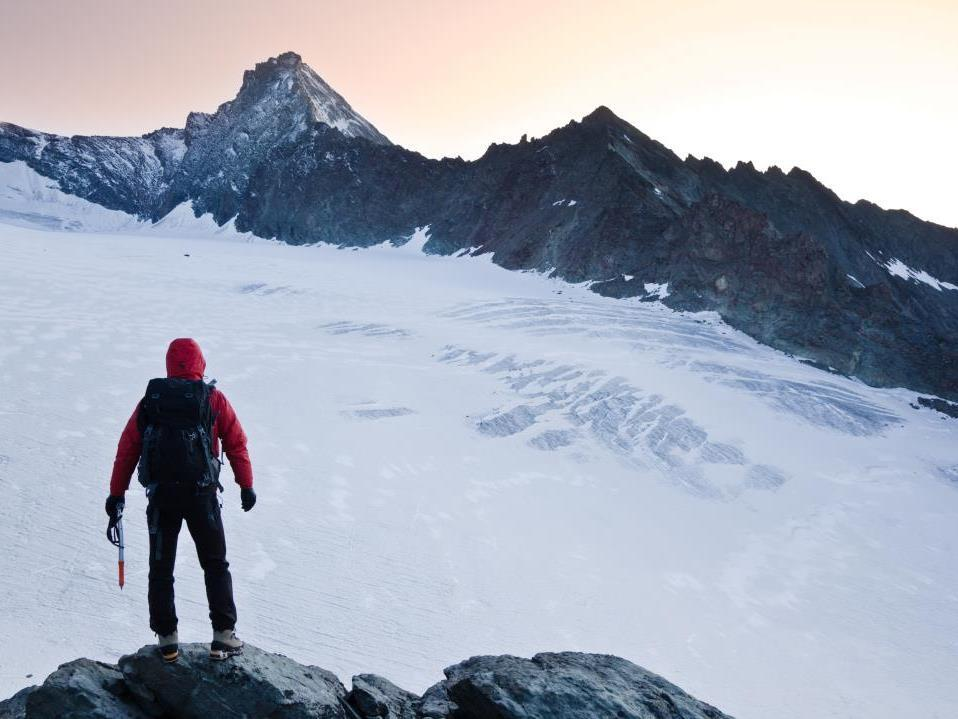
[0,644,732,719]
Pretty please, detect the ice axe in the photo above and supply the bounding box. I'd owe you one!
[107,503,125,590]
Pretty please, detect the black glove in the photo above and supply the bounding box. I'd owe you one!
[105,494,124,519]
[105,495,124,545]
[241,487,256,512]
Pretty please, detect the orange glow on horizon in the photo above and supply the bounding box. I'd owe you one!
[1,0,956,227]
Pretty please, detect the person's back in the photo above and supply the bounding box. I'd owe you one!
[104,338,257,662]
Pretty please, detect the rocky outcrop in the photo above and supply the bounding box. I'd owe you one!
[2,51,956,400]
[916,396,958,418]
[349,674,420,718]
[0,644,732,719]
[119,644,348,718]
[418,653,730,719]
[0,658,150,719]
[0,122,184,217]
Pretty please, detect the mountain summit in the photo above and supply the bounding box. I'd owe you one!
[234,51,390,146]
[1,52,956,400]
[158,51,390,220]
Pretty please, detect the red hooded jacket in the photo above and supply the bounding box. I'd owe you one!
[110,338,254,496]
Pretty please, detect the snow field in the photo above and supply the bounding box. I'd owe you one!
[0,196,956,718]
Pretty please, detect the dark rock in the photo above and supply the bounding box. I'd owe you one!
[433,652,732,719]
[0,645,734,719]
[118,643,348,718]
[0,686,34,719]
[347,674,420,718]
[24,659,145,718]
[417,681,458,719]
[917,396,958,418]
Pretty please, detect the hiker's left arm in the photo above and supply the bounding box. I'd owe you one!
[213,390,254,489]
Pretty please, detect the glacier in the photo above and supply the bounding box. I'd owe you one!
[0,165,956,719]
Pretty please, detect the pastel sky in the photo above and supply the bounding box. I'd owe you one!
[2,0,956,228]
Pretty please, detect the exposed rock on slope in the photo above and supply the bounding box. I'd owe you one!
[0,122,184,217]
[1,51,955,399]
[0,644,732,719]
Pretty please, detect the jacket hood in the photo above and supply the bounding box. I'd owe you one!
[166,338,206,380]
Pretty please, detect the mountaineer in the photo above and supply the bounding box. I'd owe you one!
[105,338,256,662]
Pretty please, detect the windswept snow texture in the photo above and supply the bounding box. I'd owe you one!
[0,207,957,719]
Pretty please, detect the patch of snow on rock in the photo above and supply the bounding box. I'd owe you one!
[397,225,431,253]
[883,257,957,291]
[644,281,670,299]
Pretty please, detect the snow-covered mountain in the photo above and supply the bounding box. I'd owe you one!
[1,51,956,401]
[0,121,185,218]
[0,194,957,719]
[159,51,390,222]
[0,53,958,400]
[1,52,387,221]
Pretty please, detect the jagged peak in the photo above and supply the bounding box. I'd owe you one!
[785,165,821,184]
[783,165,843,201]
[577,105,661,150]
[582,105,623,124]
[243,50,307,83]
[274,50,302,66]
[231,51,390,145]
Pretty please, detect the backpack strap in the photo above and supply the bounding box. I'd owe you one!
[200,381,223,493]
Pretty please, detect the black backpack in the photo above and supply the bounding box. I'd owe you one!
[136,377,221,491]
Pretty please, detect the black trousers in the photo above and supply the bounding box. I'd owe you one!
[147,486,237,635]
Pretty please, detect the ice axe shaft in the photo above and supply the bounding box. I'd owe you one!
[117,511,125,590]
[106,502,125,589]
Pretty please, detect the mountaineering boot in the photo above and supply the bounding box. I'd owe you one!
[210,628,244,660]
[157,631,179,663]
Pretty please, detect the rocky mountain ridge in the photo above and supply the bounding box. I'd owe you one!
[1,51,955,400]
[0,643,732,719]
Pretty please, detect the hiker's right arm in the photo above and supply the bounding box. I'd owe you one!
[109,404,143,497]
